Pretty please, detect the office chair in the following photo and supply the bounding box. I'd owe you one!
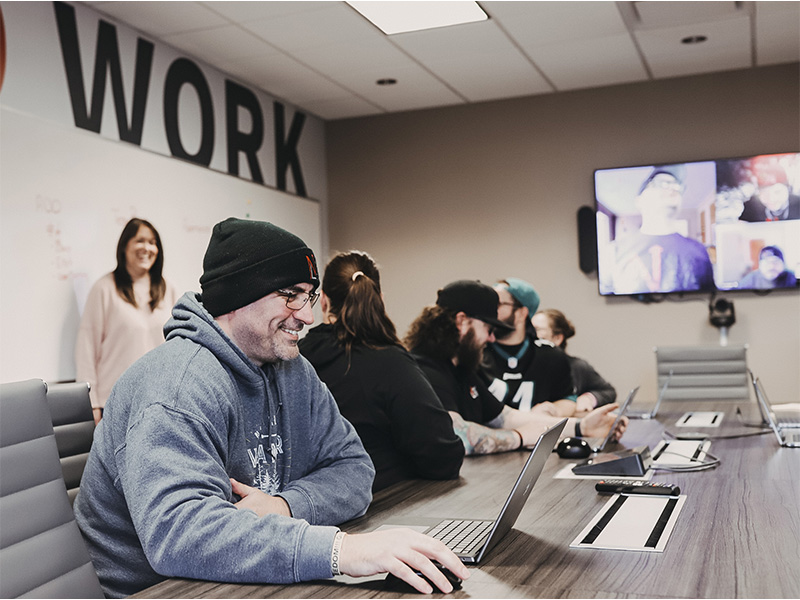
[0,379,104,598]
[654,344,751,402]
[46,381,95,506]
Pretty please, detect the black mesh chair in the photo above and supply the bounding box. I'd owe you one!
[0,379,104,598]
[46,381,95,506]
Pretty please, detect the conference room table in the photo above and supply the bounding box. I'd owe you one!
[132,401,800,599]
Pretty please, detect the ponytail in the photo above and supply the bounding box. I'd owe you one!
[322,251,401,356]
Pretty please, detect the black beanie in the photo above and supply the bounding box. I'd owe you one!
[200,218,319,317]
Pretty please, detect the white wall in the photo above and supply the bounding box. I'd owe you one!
[0,2,328,382]
[327,64,800,406]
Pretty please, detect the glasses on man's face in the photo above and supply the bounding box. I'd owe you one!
[275,289,319,311]
[646,178,684,194]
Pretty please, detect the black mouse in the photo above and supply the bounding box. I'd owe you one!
[556,437,592,459]
[384,561,462,593]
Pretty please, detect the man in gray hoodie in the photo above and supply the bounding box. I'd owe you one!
[75,218,467,597]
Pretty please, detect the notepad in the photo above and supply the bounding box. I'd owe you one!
[676,411,723,427]
[570,493,686,552]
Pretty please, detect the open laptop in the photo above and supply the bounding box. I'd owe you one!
[583,387,638,453]
[752,376,800,447]
[628,372,672,420]
[381,419,566,564]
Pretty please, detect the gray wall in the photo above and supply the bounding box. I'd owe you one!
[326,64,800,406]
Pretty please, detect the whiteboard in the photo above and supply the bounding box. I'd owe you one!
[0,107,322,382]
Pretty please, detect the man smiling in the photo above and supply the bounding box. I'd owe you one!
[75,218,467,597]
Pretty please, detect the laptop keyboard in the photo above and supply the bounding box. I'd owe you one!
[428,519,493,555]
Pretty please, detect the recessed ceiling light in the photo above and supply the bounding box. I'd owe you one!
[347,1,488,35]
[681,35,708,44]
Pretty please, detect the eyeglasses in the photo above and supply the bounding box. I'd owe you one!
[498,301,519,309]
[275,289,319,311]
[646,178,684,193]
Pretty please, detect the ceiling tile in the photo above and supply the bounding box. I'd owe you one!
[635,17,752,79]
[347,63,466,112]
[241,3,383,52]
[300,96,384,121]
[633,1,741,29]
[528,34,649,91]
[163,25,276,64]
[291,37,421,80]
[201,1,331,22]
[421,51,553,102]
[486,1,628,46]
[225,53,354,106]
[88,1,228,37]
[755,1,800,66]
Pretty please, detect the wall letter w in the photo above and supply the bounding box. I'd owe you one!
[54,1,153,144]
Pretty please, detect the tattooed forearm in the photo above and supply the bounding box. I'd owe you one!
[449,411,520,455]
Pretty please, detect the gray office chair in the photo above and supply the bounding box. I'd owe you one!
[0,379,104,598]
[655,344,751,402]
[46,381,95,506]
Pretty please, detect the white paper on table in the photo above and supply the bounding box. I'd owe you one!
[675,411,723,427]
[570,493,686,552]
[652,440,711,466]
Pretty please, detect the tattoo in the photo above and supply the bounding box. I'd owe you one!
[449,411,519,455]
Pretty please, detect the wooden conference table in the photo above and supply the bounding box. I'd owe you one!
[132,401,800,599]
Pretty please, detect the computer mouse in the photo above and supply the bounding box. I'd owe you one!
[384,561,463,593]
[556,437,592,459]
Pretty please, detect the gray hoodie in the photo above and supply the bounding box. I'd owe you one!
[74,292,374,597]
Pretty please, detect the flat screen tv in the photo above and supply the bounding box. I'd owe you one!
[595,152,800,297]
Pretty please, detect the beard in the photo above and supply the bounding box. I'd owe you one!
[493,311,516,343]
[455,327,484,373]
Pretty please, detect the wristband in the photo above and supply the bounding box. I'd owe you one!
[574,420,582,438]
[512,429,524,449]
[331,530,345,576]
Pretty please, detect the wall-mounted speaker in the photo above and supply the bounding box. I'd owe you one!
[577,205,598,274]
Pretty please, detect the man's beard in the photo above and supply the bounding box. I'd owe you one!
[455,327,484,372]
[494,311,516,343]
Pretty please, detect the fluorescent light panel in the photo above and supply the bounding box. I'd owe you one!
[347,1,488,35]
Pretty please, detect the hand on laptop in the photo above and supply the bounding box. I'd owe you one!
[581,403,628,442]
[338,528,470,593]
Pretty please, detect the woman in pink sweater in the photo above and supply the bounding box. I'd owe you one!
[75,218,178,423]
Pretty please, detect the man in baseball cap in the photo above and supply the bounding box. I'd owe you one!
[406,279,625,456]
[75,218,467,597]
[484,278,578,417]
[740,245,798,289]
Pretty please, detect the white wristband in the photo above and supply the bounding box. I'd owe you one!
[331,531,345,576]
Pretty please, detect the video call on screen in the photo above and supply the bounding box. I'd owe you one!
[594,152,800,296]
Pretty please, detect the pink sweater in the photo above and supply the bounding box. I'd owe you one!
[75,273,179,409]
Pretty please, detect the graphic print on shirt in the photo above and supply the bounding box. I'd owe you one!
[618,245,664,292]
[247,423,284,495]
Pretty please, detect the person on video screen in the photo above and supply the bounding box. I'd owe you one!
[739,246,797,289]
[612,167,715,294]
[739,159,800,222]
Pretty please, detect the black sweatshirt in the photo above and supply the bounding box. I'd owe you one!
[299,324,464,492]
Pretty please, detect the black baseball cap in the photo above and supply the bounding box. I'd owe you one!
[436,280,514,334]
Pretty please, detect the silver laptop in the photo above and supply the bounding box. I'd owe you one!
[584,387,638,453]
[752,376,800,448]
[384,419,566,564]
[628,372,672,420]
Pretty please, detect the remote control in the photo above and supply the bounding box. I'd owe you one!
[595,479,681,496]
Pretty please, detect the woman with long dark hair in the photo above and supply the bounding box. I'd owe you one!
[299,250,464,492]
[75,218,178,423]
